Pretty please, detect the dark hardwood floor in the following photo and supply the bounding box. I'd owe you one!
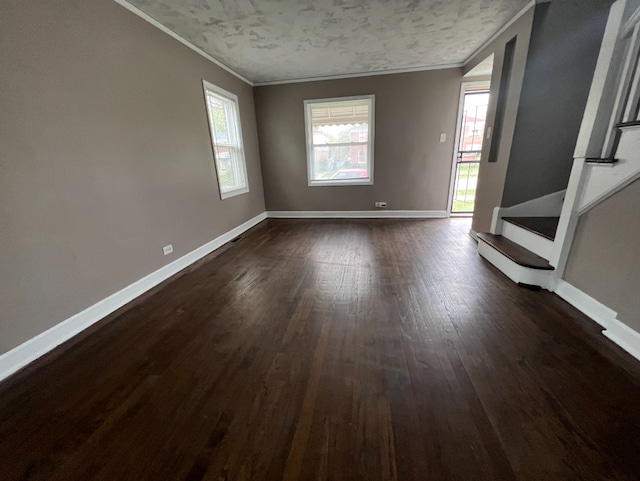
[2,218,640,481]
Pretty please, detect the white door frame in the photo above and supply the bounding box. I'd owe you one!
[447,81,491,216]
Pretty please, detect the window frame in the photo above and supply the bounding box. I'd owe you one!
[303,94,375,187]
[202,80,249,200]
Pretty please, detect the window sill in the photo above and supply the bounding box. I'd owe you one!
[220,186,249,199]
[308,180,373,187]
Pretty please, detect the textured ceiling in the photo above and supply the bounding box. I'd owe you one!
[125,0,530,84]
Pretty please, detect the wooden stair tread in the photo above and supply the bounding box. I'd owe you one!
[502,216,560,241]
[477,233,554,270]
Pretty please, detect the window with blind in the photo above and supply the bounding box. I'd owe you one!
[304,95,375,186]
[202,80,249,199]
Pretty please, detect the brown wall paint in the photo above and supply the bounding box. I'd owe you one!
[466,8,535,235]
[564,180,640,333]
[0,0,265,355]
[254,69,462,212]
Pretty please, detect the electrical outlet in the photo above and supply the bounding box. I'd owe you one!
[375,201,387,209]
[439,133,447,143]
[163,244,173,256]
[486,127,492,139]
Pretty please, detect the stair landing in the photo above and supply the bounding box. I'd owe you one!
[502,217,560,241]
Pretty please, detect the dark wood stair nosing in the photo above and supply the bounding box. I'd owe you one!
[477,232,554,271]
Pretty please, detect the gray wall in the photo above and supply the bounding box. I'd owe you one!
[467,8,535,235]
[564,180,640,332]
[501,0,614,207]
[0,0,265,355]
[254,69,462,212]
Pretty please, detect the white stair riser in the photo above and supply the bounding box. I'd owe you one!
[501,222,554,260]
[477,239,552,289]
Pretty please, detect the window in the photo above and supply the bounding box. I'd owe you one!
[203,80,249,199]
[304,95,375,186]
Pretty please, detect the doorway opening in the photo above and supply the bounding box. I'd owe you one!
[450,84,490,214]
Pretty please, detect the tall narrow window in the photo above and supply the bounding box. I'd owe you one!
[304,95,375,186]
[203,80,249,199]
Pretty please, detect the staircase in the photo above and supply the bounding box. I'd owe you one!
[476,188,565,289]
[478,217,558,289]
[477,217,557,288]
[477,0,640,291]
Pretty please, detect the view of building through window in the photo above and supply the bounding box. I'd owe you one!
[305,96,374,185]
[452,90,489,213]
[311,123,368,178]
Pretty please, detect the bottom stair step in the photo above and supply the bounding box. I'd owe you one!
[477,233,554,270]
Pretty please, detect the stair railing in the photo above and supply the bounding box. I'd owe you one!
[550,0,640,289]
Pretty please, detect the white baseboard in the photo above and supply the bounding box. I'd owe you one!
[555,279,640,362]
[266,210,447,219]
[499,189,567,217]
[603,319,640,362]
[578,128,640,214]
[0,212,267,382]
[469,229,478,240]
[490,190,566,234]
[554,279,616,328]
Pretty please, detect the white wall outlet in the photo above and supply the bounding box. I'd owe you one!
[375,201,387,208]
[486,127,492,139]
[163,244,173,256]
[439,133,447,143]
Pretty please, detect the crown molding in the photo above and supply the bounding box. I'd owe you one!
[463,0,536,67]
[112,0,253,86]
[253,62,464,87]
[113,0,540,88]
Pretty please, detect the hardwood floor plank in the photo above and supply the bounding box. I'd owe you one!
[1,218,640,480]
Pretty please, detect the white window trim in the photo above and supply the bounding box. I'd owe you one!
[202,80,249,200]
[303,94,375,187]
